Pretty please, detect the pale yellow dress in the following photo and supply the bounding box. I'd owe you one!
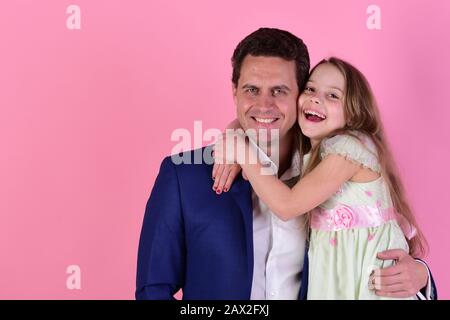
[306,133,415,300]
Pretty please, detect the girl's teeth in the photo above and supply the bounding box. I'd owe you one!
[304,110,326,119]
[255,118,276,123]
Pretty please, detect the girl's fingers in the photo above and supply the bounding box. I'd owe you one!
[214,135,225,162]
[215,166,231,194]
[213,144,225,165]
[212,163,219,180]
[223,165,241,192]
[213,165,225,191]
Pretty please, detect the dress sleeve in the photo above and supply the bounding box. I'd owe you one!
[320,133,381,173]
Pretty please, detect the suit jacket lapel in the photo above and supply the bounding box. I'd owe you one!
[228,175,253,295]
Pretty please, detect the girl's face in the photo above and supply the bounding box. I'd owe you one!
[298,63,347,145]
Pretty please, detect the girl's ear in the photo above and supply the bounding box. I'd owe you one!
[345,111,353,127]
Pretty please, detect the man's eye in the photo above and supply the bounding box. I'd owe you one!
[273,89,285,95]
[246,88,258,94]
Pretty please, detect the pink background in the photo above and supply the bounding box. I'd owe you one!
[1,0,449,299]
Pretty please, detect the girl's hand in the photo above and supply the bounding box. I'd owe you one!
[212,163,242,194]
[213,131,246,165]
[212,131,247,194]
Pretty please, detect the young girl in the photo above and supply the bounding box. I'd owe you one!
[213,57,427,300]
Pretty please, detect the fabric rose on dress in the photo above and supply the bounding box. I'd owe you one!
[333,206,355,229]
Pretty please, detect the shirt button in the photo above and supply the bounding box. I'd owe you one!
[270,292,275,296]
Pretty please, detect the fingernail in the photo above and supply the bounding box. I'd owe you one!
[216,189,221,194]
[370,270,374,277]
[213,186,217,191]
[223,187,228,192]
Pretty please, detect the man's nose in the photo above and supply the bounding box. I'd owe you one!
[257,93,276,109]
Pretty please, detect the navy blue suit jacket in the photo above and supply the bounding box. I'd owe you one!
[136,147,308,299]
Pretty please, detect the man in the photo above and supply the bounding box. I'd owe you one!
[136,28,436,299]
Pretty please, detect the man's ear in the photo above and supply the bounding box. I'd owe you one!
[232,84,238,106]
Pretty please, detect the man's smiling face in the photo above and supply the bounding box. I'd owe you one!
[233,55,299,142]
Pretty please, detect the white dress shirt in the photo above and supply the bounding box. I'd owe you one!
[250,150,307,300]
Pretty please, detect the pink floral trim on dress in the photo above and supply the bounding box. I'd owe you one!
[310,205,417,240]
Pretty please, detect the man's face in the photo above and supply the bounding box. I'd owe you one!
[233,55,299,143]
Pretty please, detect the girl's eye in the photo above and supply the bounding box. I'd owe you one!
[304,87,314,93]
[329,93,339,99]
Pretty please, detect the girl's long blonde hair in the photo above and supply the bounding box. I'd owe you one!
[297,57,428,258]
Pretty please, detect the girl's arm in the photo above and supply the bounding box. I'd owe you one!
[241,140,361,221]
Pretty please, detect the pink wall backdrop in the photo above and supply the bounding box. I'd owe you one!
[1,0,449,299]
